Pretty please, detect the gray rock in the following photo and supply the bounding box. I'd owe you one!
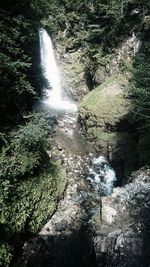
[93,169,150,267]
[55,220,68,232]
[71,193,82,203]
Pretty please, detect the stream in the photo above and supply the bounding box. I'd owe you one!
[18,110,116,267]
[17,29,117,267]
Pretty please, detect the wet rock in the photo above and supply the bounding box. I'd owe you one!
[55,220,68,232]
[58,121,65,128]
[84,166,90,176]
[36,238,46,250]
[58,145,63,151]
[93,169,150,267]
[71,193,82,203]
[80,191,88,199]
[74,169,80,174]
[89,173,95,179]
[94,167,100,174]
[59,49,89,100]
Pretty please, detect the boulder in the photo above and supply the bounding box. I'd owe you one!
[93,169,150,267]
[55,220,68,232]
[79,74,138,179]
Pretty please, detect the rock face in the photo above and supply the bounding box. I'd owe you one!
[55,33,140,102]
[79,74,138,179]
[94,34,141,86]
[57,48,90,100]
[93,169,150,267]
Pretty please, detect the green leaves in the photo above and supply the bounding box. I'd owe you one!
[0,2,68,266]
[11,114,48,149]
[128,40,150,164]
[0,114,49,180]
[0,243,12,267]
[129,42,150,118]
[0,112,66,266]
[0,9,39,124]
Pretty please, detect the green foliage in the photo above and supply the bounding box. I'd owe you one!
[0,243,12,267]
[0,10,36,123]
[11,114,49,150]
[0,163,66,233]
[0,0,48,125]
[0,114,49,181]
[0,0,53,19]
[128,40,150,164]
[0,162,66,266]
[0,149,39,181]
[41,0,150,81]
[0,114,67,266]
[129,44,150,118]
[0,1,70,266]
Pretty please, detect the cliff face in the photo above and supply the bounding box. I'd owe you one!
[55,29,141,101]
[58,48,89,101]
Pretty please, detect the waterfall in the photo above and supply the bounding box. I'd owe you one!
[39,29,116,195]
[39,28,61,103]
[39,28,77,111]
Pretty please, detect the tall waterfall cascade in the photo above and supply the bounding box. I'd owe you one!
[39,29,116,196]
[39,28,77,111]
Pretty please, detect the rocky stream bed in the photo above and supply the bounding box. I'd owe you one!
[14,109,150,267]
[15,112,98,267]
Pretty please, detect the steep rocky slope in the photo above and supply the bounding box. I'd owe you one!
[93,169,150,267]
[58,48,90,101]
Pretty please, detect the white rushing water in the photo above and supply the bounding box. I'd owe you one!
[39,29,116,196]
[39,28,77,111]
[87,156,116,195]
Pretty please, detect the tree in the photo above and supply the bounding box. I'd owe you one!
[129,33,150,163]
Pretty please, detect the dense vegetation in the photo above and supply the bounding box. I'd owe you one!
[0,114,66,266]
[128,27,150,164]
[0,0,150,266]
[0,1,66,266]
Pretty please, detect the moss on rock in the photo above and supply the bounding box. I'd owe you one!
[79,73,138,178]
[80,74,129,125]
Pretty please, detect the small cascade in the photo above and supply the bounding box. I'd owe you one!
[86,156,116,196]
[39,28,77,112]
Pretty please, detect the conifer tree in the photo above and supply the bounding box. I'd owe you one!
[129,34,150,163]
